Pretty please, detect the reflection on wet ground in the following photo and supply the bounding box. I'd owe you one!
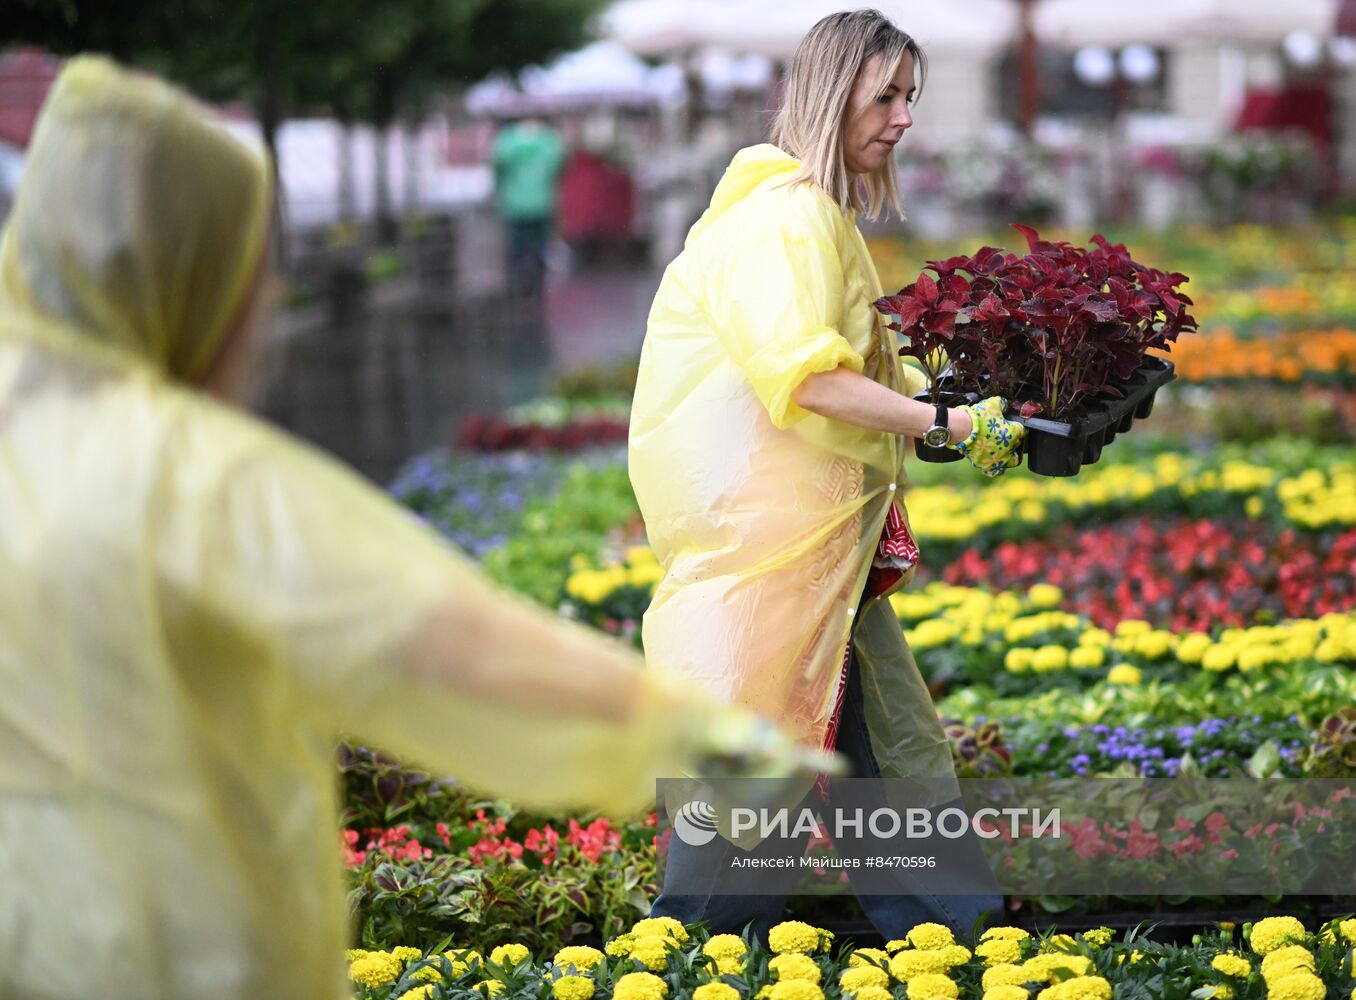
[253,247,663,484]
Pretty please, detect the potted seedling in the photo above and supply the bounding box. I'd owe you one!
[875,225,1196,476]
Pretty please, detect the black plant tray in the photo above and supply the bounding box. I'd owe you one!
[1009,356,1176,477]
[911,379,980,464]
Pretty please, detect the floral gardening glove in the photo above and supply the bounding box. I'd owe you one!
[949,396,1026,477]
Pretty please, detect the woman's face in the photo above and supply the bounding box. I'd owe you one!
[842,52,915,177]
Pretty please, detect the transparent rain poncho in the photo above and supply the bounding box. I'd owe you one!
[0,57,745,999]
[630,144,956,790]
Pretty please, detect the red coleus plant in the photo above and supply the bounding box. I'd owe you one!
[874,225,1198,419]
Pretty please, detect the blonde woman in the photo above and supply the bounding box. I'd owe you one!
[629,9,1024,941]
[0,57,837,998]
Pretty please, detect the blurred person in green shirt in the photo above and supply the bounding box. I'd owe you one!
[492,114,566,299]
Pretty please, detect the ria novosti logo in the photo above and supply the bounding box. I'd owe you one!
[673,799,719,846]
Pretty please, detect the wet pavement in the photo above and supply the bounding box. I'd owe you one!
[252,211,664,484]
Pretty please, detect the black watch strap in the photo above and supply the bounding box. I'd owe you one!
[935,403,948,430]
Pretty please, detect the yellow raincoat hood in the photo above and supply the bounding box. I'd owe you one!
[0,58,731,999]
[685,144,803,246]
[630,143,953,796]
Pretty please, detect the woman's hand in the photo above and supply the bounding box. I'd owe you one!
[949,396,1026,477]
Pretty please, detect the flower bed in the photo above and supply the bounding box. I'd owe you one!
[935,517,1356,631]
[344,916,1356,1000]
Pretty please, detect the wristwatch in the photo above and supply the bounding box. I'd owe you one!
[923,404,952,448]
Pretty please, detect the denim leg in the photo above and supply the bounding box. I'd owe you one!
[831,640,1005,940]
[651,796,819,945]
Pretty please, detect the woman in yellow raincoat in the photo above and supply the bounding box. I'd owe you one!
[0,57,836,1000]
[630,11,1026,940]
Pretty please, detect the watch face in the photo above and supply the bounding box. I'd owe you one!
[924,426,951,448]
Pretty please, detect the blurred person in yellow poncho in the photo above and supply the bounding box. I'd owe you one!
[630,10,1026,942]
[0,57,836,999]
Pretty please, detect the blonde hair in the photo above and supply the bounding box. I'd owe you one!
[770,8,926,221]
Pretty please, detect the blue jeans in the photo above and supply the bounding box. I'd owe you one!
[651,640,1004,945]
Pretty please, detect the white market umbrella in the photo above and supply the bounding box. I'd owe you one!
[602,0,1019,59]
[1033,0,1342,49]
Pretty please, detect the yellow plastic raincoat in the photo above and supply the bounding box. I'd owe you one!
[0,58,729,999]
[630,144,956,790]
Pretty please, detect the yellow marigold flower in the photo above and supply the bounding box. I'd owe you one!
[1202,645,1237,671]
[632,916,689,944]
[906,972,959,999]
[553,975,597,1000]
[840,966,891,993]
[906,923,957,951]
[1070,646,1105,669]
[770,953,822,984]
[349,952,404,988]
[477,982,506,997]
[768,982,826,1000]
[490,943,531,967]
[940,944,971,966]
[1040,934,1078,954]
[344,949,371,962]
[983,964,1029,990]
[1032,645,1070,673]
[412,965,443,983]
[982,927,1032,943]
[846,988,895,1000]
[1340,918,1356,944]
[704,934,750,961]
[1205,986,1234,1000]
[1079,629,1112,648]
[716,956,746,976]
[890,949,950,981]
[606,934,637,958]
[392,946,423,962]
[1023,954,1093,982]
[399,986,435,1000]
[768,921,832,955]
[1250,916,1306,955]
[1176,632,1212,665]
[1134,630,1175,660]
[554,946,605,974]
[1082,927,1115,948]
[1107,664,1142,685]
[1035,976,1112,1000]
[625,545,658,565]
[1027,584,1063,608]
[1260,945,1314,982]
[1245,497,1264,518]
[1211,953,1253,977]
[444,949,484,976]
[1264,972,1326,1000]
[977,938,1023,966]
[885,939,910,954]
[1115,619,1151,637]
[629,936,673,972]
[694,985,740,1000]
[613,971,670,1000]
[983,988,1030,1000]
[1005,648,1035,673]
[848,947,891,968]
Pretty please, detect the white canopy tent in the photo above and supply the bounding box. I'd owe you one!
[602,0,1019,59]
[1032,0,1343,49]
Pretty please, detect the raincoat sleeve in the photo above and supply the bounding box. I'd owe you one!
[152,403,715,817]
[706,192,865,430]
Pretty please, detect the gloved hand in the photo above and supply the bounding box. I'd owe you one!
[950,396,1026,477]
[694,706,847,784]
